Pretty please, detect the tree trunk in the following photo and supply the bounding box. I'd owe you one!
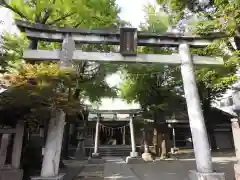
[62,87,71,159]
[152,127,158,154]
[161,136,167,158]
[41,108,66,177]
[158,125,170,158]
[62,120,70,159]
[142,128,149,153]
[42,118,49,156]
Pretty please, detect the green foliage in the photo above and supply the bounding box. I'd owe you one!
[155,0,240,104]
[2,0,120,28]
[0,63,75,111]
[156,0,240,36]
[0,0,121,125]
[120,1,239,121]
[140,4,171,33]
[0,33,28,73]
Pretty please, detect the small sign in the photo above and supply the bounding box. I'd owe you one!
[120,28,137,56]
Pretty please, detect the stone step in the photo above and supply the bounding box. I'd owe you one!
[99,149,131,157]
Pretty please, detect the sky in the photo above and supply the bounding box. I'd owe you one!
[0,0,156,109]
[116,0,156,27]
[0,0,156,35]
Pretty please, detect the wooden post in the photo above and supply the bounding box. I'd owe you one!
[179,43,212,173]
[122,126,126,145]
[0,134,10,168]
[41,109,66,177]
[172,127,176,149]
[11,122,24,169]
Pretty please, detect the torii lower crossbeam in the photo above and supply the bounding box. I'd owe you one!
[23,50,223,65]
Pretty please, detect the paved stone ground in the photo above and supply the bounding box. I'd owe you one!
[74,160,104,180]
[104,157,139,180]
[128,152,237,180]
[62,160,87,180]
[65,151,237,180]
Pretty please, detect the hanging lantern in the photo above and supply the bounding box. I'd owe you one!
[120,27,138,56]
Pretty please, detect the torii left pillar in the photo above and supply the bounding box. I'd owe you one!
[179,44,225,180]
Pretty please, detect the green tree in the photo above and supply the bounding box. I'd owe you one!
[1,0,121,103]
[120,5,181,157]
[156,0,240,149]
[0,0,121,171]
[121,1,239,154]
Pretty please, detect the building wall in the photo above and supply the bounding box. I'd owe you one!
[214,130,234,149]
[81,120,235,151]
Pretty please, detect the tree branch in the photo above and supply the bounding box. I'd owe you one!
[47,12,76,25]
[41,0,56,24]
[2,0,29,20]
[74,20,84,28]
[41,9,52,24]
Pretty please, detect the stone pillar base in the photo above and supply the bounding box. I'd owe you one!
[91,152,101,159]
[31,173,65,180]
[234,163,240,180]
[126,156,144,164]
[130,152,138,158]
[0,168,23,180]
[188,170,225,180]
[88,153,104,164]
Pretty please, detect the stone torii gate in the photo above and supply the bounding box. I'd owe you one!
[16,20,225,180]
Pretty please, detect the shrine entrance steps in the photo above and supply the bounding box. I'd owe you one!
[83,145,133,157]
[99,145,132,157]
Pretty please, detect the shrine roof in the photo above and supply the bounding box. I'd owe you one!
[89,109,142,114]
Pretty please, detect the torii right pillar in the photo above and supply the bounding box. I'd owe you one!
[179,44,225,180]
[231,118,240,180]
